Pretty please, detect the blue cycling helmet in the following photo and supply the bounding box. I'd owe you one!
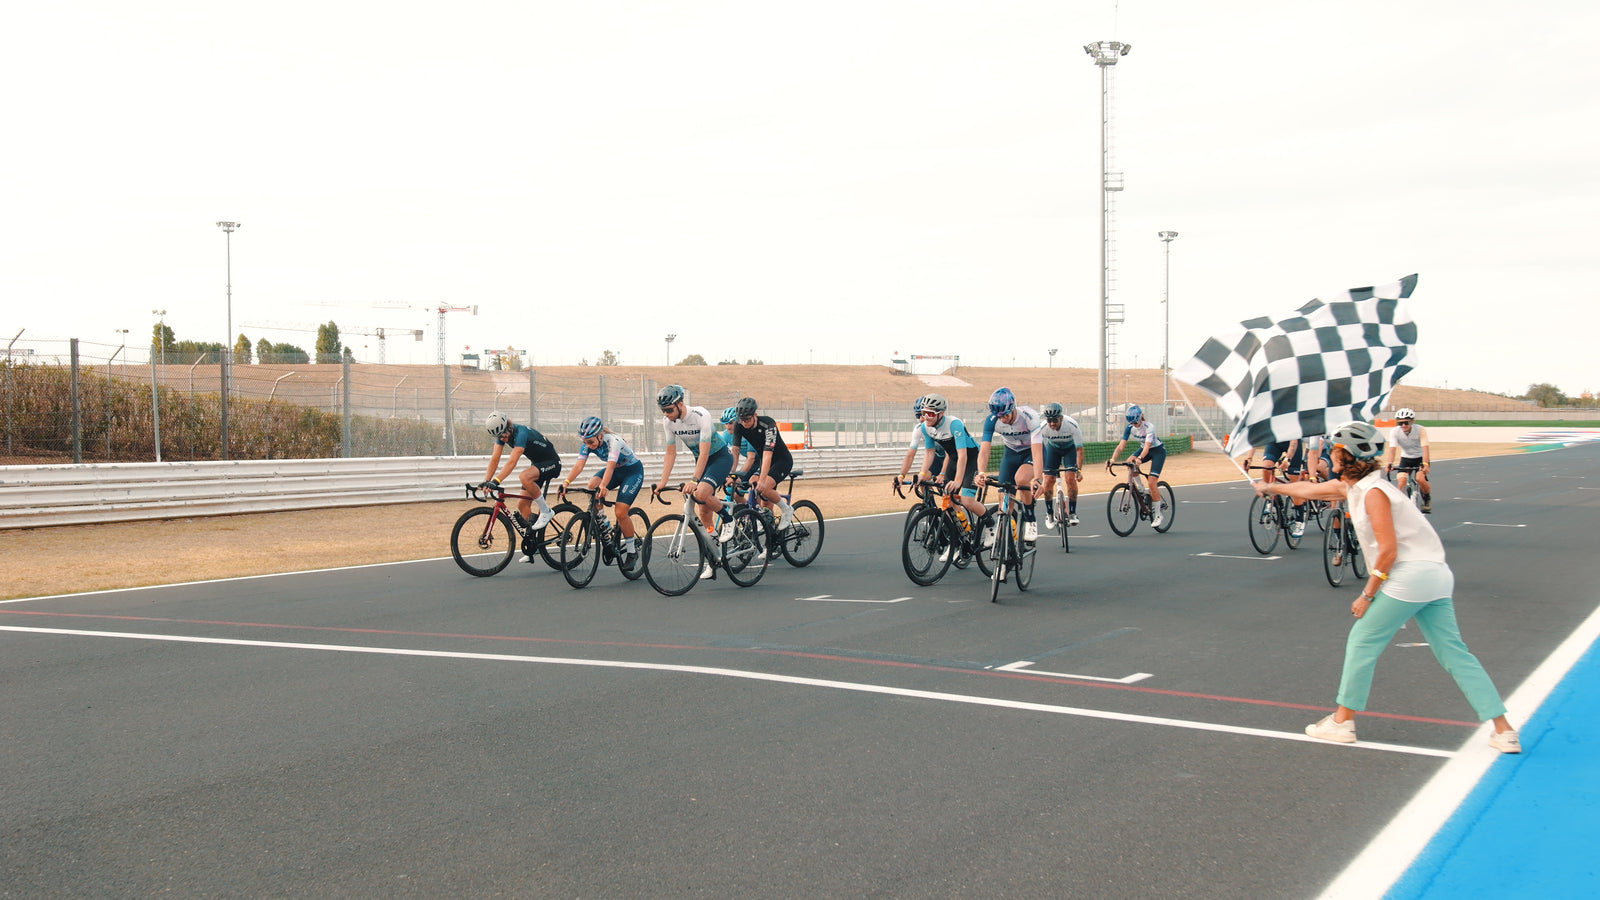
[577,416,604,439]
[1125,404,1143,423]
[720,406,739,425]
[656,384,685,409]
[988,387,1016,416]
[1042,402,1063,419]
[911,395,927,419]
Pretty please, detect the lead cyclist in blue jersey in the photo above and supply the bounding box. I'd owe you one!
[1106,404,1167,529]
[561,415,646,569]
[974,387,1045,541]
[653,384,735,542]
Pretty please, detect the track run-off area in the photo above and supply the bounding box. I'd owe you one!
[4,444,1597,897]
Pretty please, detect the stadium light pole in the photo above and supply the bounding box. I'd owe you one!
[1048,348,1058,368]
[151,309,166,462]
[1085,40,1130,440]
[1159,231,1178,416]
[216,221,241,460]
[665,333,676,367]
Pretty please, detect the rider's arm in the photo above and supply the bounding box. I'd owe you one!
[1255,477,1347,503]
[493,446,524,483]
[688,441,715,486]
[656,444,678,492]
[1074,445,1085,478]
[485,443,505,482]
[1107,439,1128,467]
[973,440,992,483]
[1418,426,1431,468]
[564,454,587,486]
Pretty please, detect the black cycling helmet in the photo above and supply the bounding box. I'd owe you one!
[656,384,685,409]
[735,397,758,418]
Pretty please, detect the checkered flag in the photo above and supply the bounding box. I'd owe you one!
[1173,274,1419,456]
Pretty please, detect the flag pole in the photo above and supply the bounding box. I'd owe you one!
[1169,376,1254,483]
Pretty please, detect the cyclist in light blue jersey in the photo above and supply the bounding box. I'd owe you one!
[896,395,947,488]
[561,416,646,569]
[1036,402,1086,528]
[1106,404,1167,529]
[653,384,735,542]
[916,393,986,525]
[974,387,1045,540]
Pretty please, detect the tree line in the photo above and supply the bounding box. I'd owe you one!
[152,321,352,365]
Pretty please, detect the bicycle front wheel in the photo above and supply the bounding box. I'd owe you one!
[1350,530,1368,579]
[778,500,824,567]
[643,514,705,597]
[1322,520,1346,587]
[1058,491,1071,553]
[988,510,1011,603]
[1153,482,1175,533]
[723,507,771,588]
[1015,531,1035,592]
[537,502,583,570]
[1247,495,1280,554]
[450,507,516,577]
[902,507,952,586]
[558,514,599,588]
[1107,484,1139,537]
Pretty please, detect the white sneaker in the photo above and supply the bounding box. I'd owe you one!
[777,503,795,531]
[699,562,716,580]
[1291,520,1305,538]
[717,521,736,543]
[1489,730,1522,753]
[1151,513,1163,529]
[1067,513,1080,526]
[1023,521,1038,542]
[531,507,554,531]
[1043,511,1057,531]
[1305,714,1357,743]
[981,525,996,548]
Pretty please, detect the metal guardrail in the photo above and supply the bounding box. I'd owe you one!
[0,448,908,529]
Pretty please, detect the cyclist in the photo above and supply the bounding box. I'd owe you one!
[1105,405,1167,529]
[1303,433,1333,482]
[560,416,645,570]
[915,393,987,529]
[1244,438,1307,537]
[974,387,1045,541]
[653,384,735,543]
[896,396,946,489]
[1384,408,1432,513]
[482,411,563,560]
[1036,402,1086,528]
[727,397,798,530]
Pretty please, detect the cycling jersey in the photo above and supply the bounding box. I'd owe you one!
[982,406,1044,452]
[498,424,563,470]
[1122,420,1163,449]
[661,405,728,458]
[577,432,639,468]
[1038,416,1084,451]
[730,415,794,470]
[1389,424,1427,458]
[922,414,978,454]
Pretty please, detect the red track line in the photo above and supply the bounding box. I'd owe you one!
[0,608,1475,727]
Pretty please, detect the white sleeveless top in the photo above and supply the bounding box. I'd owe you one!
[1347,470,1452,602]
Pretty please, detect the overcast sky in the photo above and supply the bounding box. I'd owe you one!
[4,1,1596,397]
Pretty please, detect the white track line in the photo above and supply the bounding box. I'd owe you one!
[1,624,1452,758]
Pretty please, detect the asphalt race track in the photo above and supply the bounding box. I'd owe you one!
[4,445,1596,897]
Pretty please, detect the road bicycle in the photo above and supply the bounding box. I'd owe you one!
[450,482,581,577]
[555,486,650,588]
[642,485,771,596]
[1106,461,1174,537]
[1388,465,1428,513]
[1322,499,1368,587]
[983,481,1037,603]
[723,469,825,567]
[1245,464,1303,554]
[1045,477,1076,553]
[899,481,994,586]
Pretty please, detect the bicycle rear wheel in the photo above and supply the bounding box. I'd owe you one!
[1153,482,1175,533]
[723,507,771,587]
[643,514,705,597]
[1107,484,1139,537]
[1247,495,1280,554]
[450,507,516,577]
[902,507,952,586]
[558,514,599,588]
[1282,497,1304,550]
[1323,519,1346,587]
[779,499,824,567]
[536,502,583,570]
[618,508,649,581]
[1350,530,1368,579]
[1015,535,1035,592]
[1056,489,1071,553]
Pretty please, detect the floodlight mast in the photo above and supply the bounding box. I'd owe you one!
[1084,40,1129,441]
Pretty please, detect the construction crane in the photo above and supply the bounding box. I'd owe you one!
[362,301,480,365]
[242,321,424,363]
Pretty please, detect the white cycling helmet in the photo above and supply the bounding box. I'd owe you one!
[1331,421,1384,460]
[485,411,510,437]
[1395,408,1416,421]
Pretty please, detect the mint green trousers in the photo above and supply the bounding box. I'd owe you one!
[1336,592,1507,722]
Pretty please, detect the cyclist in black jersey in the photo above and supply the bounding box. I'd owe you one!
[482,411,563,556]
[727,397,798,530]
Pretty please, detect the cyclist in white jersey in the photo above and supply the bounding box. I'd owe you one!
[1036,402,1086,527]
[974,387,1045,540]
[1106,405,1167,529]
[652,384,735,541]
[1383,408,1431,512]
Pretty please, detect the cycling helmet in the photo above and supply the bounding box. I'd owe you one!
[1042,402,1063,419]
[720,406,739,425]
[1125,404,1143,423]
[988,387,1016,416]
[921,393,947,415]
[1331,421,1384,460]
[656,384,685,409]
[485,411,510,437]
[577,416,604,439]
[911,395,927,419]
[1395,408,1416,421]
[735,397,758,419]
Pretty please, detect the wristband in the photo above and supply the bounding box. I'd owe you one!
[489,477,500,487]
[1372,569,1388,581]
